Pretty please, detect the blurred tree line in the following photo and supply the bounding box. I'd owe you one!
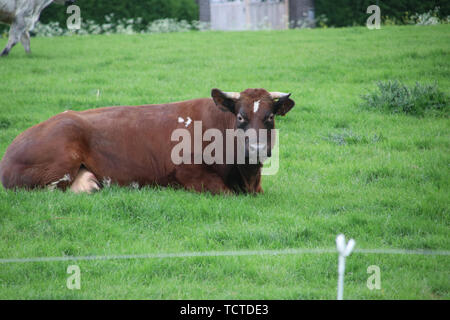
[40,0,199,27]
[2,0,449,34]
[315,0,450,27]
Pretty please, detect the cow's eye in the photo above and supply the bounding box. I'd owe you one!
[237,114,245,122]
[267,114,274,122]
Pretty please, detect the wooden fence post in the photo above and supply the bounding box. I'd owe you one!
[244,0,251,29]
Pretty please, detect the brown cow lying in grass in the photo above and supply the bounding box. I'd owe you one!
[0,88,295,194]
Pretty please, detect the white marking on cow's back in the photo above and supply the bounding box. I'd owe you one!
[253,100,260,113]
[178,116,192,127]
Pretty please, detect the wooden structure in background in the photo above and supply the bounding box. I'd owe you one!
[198,0,315,30]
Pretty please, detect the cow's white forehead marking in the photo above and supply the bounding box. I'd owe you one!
[178,117,184,123]
[253,100,260,113]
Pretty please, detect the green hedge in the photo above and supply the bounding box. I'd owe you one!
[315,0,450,27]
[39,0,198,28]
[2,0,449,34]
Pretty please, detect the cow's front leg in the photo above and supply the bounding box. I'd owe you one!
[1,20,26,56]
[175,165,232,195]
[20,31,31,54]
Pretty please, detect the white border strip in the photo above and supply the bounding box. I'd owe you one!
[0,248,448,264]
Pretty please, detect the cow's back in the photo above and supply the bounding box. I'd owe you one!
[0,0,16,24]
[0,97,234,189]
[75,98,234,185]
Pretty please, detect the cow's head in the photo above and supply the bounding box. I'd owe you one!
[212,88,295,163]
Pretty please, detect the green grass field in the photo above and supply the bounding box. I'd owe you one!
[0,25,449,299]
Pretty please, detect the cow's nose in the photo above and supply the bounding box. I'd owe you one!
[249,143,267,153]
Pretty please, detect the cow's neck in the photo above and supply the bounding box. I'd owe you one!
[235,163,262,194]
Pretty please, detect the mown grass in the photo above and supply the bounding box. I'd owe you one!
[0,25,449,299]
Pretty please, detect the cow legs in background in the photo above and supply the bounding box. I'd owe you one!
[70,168,101,194]
[1,17,27,56]
[20,31,31,54]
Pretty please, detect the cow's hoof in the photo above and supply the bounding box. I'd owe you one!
[0,50,9,57]
[70,168,100,194]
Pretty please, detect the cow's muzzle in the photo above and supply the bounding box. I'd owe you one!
[245,143,271,164]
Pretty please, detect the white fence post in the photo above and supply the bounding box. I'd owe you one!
[336,234,356,300]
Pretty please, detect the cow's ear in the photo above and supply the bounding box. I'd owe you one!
[211,89,238,113]
[273,94,295,116]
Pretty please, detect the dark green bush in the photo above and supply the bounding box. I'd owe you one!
[40,0,199,29]
[315,0,450,27]
[2,0,448,33]
[0,0,199,34]
[361,80,449,116]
